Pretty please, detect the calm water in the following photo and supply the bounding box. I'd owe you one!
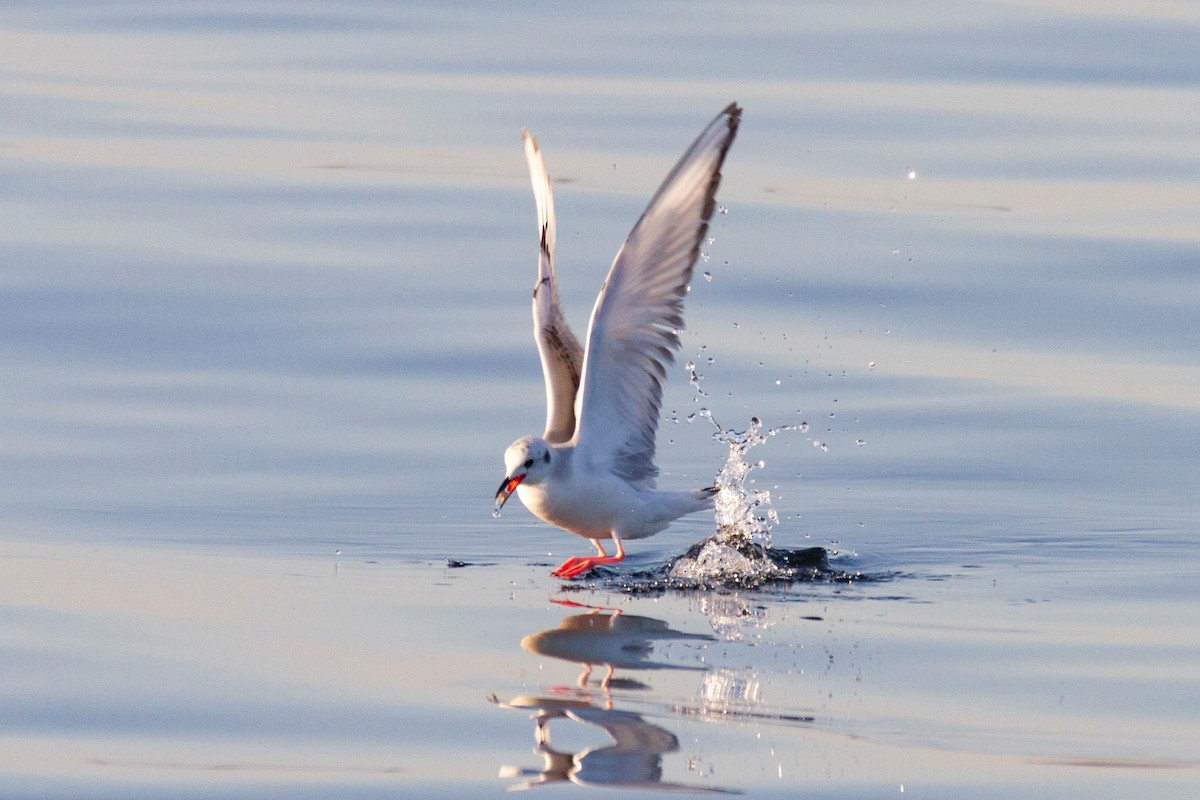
[2,2,1199,797]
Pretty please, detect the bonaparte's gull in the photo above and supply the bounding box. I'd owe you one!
[494,103,742,579]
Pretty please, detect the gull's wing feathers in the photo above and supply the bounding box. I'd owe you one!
[572,104,741,484]
[524,129,584,445]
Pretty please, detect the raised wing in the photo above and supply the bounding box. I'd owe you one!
[524,129,584,445]
[572,103,741,485]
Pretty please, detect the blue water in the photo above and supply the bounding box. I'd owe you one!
[2,2,1199,797]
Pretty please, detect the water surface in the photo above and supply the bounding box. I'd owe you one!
[2,2,1198,797]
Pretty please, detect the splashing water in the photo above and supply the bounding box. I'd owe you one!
[711,417,780,550]
[665,416,821,588]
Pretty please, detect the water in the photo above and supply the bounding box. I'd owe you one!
[3,1,1200,797]
[663,416,840,589]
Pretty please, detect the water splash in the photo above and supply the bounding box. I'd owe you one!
[711,417,778,551]
[664,417,824,588]
[684,359,707,397]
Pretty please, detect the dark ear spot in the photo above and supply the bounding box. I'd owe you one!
[543,452,550,463]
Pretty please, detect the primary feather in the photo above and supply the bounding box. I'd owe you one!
[524,129,584,446]
[573,103,742,485]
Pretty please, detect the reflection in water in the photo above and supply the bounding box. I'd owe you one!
[494,600,818,792]
[520,601,715,689]
[694,593,771,642]
[699,668,762,711]
[492,693,736,793]
[494,601,734,791]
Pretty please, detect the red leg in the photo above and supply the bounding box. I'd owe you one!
[551,537,626,579]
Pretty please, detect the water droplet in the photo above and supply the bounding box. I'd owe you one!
[706,236,716,245]
[867,361,876,369]
[703,271,713,282]
[906,168,917,180]
[701,251,710,262]
[856,439,866,446]
[732,322,740,329]
[684,360,696,370]
[718,204,728,214]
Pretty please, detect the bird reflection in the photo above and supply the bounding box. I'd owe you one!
[520,600,715,689]
[492,692,736,793]
[492,601,735,791]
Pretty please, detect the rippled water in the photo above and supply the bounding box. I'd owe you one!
[3,2,1199,797]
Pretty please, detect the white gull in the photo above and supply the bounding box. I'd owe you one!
[494,103,742,579]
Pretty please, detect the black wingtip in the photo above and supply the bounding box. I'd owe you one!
[723,102,742,130]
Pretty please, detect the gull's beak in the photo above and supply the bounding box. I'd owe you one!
[494,473,526,511]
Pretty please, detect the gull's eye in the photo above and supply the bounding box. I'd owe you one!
[523,458,534,468]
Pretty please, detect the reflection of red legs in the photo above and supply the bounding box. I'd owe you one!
[549,597,622,615]
[576,663,616,699]
[600,663,615,690]
[551,536,625,579]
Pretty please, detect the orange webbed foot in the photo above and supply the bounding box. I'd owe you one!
[551,538,626,579]
[551,553,625,579]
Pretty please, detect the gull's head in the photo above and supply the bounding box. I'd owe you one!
[494,436,553,513]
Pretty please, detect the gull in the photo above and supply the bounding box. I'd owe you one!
[494,103,741,579]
